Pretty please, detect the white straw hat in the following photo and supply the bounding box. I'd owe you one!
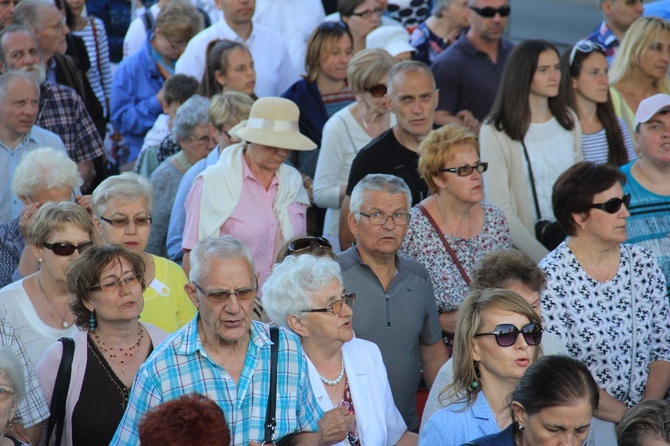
[232,97,317,151]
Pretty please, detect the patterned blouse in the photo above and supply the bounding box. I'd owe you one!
[540,242,670,406]
[399,204,511,313]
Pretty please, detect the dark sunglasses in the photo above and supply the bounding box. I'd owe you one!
[569,40,605,66]
[287,237,333,255]
[43,241,93,256]
[439,162,488,176]
[590,194,631,214]
[469,4,511,18]
[474,322,543,347]
[365,84,387,98]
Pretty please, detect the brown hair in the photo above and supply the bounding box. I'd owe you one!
[198,40,250,98]
[471,249,547,294]
[154,0,203,41]
[304,21,353,82]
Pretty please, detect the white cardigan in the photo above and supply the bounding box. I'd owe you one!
[307,338,407,446]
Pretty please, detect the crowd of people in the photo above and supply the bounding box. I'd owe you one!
[0,0,670,444]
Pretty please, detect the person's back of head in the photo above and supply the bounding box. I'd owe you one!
[617,399,670,446]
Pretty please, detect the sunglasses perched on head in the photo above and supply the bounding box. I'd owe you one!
[43,241,93,256]
[469,4,511,18]
[365,84,387,98]
[474,322,543,347]
[439,162,488,177]
[589,194,631,214]
[287,237,333,255]
[569,40,605,66]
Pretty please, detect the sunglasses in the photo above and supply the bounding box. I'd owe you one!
[287,237,333,255]
[439,162,488,176]
[469,5,511,18]
[569,40,605,66]
[43,241,93,256]
[365,84,387,98]
[474,322,543,347]
[302,293,356,314]
[590,194,631,214]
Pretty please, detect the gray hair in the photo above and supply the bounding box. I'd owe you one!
[13,0,53,30]
[262,254,343,330]
[0,71,38,105]
[12,147,82,198]
[387,60,436,97]
[0,26,40,65]
[189,236,256,284]
[91,172,154,218]
[172,95,211,143]
[0,348,25,401]
[349,174,412,221]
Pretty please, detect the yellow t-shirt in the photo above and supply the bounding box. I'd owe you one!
[140,254,196,333]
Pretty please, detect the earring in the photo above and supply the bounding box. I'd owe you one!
[99,231,104,237]
[470,380,480,389]
[5,418,12,435]
[89,311,96,332]
[518,424,525,432]
[37,258,42,264]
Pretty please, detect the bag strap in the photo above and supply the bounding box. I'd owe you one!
[141,11,154,33]
[264,326,280,443]
[416,203,470,286]
[520,141,543,221]
[46,337,75,446]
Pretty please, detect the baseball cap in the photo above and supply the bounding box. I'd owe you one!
[634,94,670,130]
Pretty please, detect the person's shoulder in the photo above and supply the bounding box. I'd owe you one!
[623,243,656,264]
[281,78,311,100]
[397,254,431,280]
[358,128,394,154]
[336,247,361,271]
[0,279,25,299]
[251,22,287,45]
[29,125,65,144]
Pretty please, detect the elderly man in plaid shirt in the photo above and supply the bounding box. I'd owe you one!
[111,236,322,446]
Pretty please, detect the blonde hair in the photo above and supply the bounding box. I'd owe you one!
[346,48,397,94]
[154,0,203,41]
[439,288,542,409]
[208,91,253,131]
[92,173,154,218]
[609,16,670,93]
[27,201,95,248]
[417,124,479,194]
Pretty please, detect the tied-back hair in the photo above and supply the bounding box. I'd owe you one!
[199,40,249,98]
[560,45,629,166]
[440,288,542,409]
[487,39,574,142]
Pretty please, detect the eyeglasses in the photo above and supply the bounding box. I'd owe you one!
[439,162,488,176]
[164,35,188,51]
[358,211,410,226]
[43,241,93,256]
[0,387,15,402]
[303,293,356,314]
[475,322,543,347]
[365,84,387,98]
[590,194,631,214]
[469,5,511,18]
[100,215,152,228]
[287,237,333,255]
[193,279,258,303]
[348,7,384,19]
[90,273,142,292]
[569,40,605,66]
[188,134,214,146]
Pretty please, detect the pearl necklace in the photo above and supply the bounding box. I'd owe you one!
[318,355,345,386]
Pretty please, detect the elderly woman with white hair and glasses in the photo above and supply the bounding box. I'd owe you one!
[0,202,93,367]
[0,148,92,289]
[146,95,216,258]
[92,172,196,332]
[0,348,31,446]
[181,97,315,289]
[263,254,417,446]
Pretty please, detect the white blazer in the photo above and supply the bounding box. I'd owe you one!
[307,338,407,446]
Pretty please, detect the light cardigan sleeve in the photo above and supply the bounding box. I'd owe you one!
[313,114,350,209]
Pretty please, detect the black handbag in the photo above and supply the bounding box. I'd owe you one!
[263,326,293,446]
[46,338,75,446]
[521,141,567,251]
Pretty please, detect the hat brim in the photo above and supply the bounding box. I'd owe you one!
[234,127,317,151]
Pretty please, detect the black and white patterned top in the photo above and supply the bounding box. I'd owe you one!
[540,242,670,406]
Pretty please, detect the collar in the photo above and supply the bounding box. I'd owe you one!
[216,18,256,44]
[598,21,618,46]
[459,32,512,57]
[178,317,270,357]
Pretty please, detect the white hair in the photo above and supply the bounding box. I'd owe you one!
[189,236,255,284]
[91,172,154,217]
[12,147,82,198]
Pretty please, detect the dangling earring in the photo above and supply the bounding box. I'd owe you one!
[89,311,96,332]
[470,379,480,389]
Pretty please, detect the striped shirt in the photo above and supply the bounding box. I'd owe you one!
[110,318,322,445]
[72,16,112,118]
[581,117,636,164]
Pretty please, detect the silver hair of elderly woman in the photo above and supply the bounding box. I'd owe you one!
[172,95,211,143]
[262,254,343,330]
[11,147,83,199]
[0,348,25,401]
[91,172,154,218]
[349,173,412,222]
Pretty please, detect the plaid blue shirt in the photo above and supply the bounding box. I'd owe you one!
[585,21,619,65]
[38,81,104,163]
[110,318,322,445]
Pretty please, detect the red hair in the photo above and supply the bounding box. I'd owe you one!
[139,394,231,445]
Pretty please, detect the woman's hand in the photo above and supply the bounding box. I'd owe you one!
[318,406,354,445]
[18,202,41,238]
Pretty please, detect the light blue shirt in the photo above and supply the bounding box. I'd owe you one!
[0,126,67,225]
[419,392,499,446]
[166,147,221,262]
